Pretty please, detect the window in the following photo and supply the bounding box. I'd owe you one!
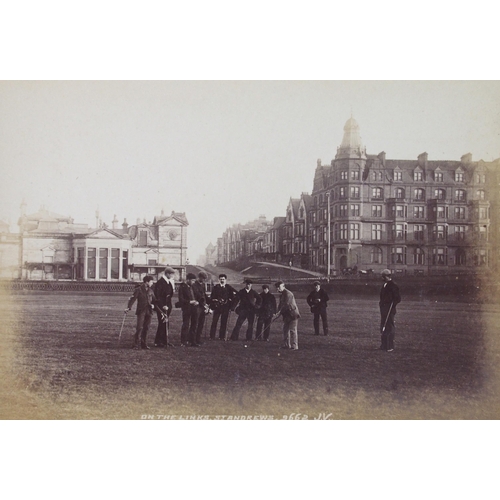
[351,170,360,180]
[455,189,466,201]
[476,190,485,200]
[433,248,446,265]
[339,223,348,240]
[455,171,464,182]
[299,207,304,218]
[437,206,446,219]
[395,224,406,240]
[394,171,402,181]
[395,188,405,199]
[341,171,348,180]
[396,205,405,217]
[372,187,383,199]
[414,188,425,201]
[372,224,382,241]
[413,206,424,218]
[111,248,120,279]
[455,207,465,219]
[76,247,84,279]
[435,189,446,200]
[350,223,359,240]
[479,226,487,241]
[87,248,96,279]
[455,248,466,266]
[413,248,425,265]
[350,204,360,216]
[372,205,382,217]
[350,186,360,199]
[340,187,346,199]
[414,171,423,181]
[414,225,424,241]
[392,247,406,264]
[340,204,347,217]
[433,225,446,241]
[148,259,158,265]
[122,250,128,279]
[435,171,443,182]
[479,207,488,220]
[455,226,466,240]
[370,247,382,264]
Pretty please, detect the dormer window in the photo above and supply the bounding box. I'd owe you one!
[435,171,443,182]
[455,170,464,182]
[394,171,402,181]
[414,170,423,181]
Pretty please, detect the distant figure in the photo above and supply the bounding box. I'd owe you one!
[255,284,277,341]
[230,279,262,341]
[191,271,210,346]
[306,281,329,336]
[209,274,237,340]
[274,280,300,350]
[177,273,199,347]
[153,266,175,348]
[125,275,157,350]
[379,269,401,352]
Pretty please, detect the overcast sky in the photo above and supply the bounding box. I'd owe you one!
[1,80,499,260]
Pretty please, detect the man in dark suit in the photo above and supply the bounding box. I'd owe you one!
[178,273,199,346]
[306,281,329,336]
[255,285,277,341]
[191,271,210,346]
[153,266,175,348]
[379,269,401,352]
[230,279,262,341]
[209,274,237,341]
[125,275,157,349]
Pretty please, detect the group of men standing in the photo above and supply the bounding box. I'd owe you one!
[125,266,401,353]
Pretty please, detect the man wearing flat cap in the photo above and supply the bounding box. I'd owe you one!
[379,269,401,352]
[153,266,176,347]
[230,278,262,341]
[178,273,199,346]
[306,281,329,336]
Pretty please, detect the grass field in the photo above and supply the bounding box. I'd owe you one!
[1,289,500,419]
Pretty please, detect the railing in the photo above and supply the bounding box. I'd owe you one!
[1,280,138,293]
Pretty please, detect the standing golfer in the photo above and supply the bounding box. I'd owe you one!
[153,266,176,348]
[178,273,199,347]
[379,269,401,352]
[255,285,277,341]
[274,281,300,350]
[191,271,210,346]
[306,281,329,336]
[209,274,237,340]
[230,279,262,341]
[125,275,157,350]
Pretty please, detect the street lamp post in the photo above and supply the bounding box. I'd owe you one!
[327,191,331,279]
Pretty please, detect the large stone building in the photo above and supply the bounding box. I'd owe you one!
[214,117,499,276]
[0,204,189,281]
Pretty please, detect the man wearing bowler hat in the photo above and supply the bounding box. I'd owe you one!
[178,273,199,346]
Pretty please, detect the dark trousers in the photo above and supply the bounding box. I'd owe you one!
[313,308,328,335]
[193,306,206,344]
[231,310,256,340]
[380,306,396,350]
[134,312,152,346]
[256,315,273,340]
[210,307,231,340]
[154,310,170,346]
[181,306,198,345]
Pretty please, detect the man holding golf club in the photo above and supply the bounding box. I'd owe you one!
[274,280,300,350]
[153,266,176,348]
[255,284,277,341]
[379,269,401,352]
[306,281,329,336]
[125,275,157,350]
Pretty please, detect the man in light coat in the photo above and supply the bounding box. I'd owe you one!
[274,280,300,350]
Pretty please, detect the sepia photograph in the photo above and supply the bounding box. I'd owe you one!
[1,80,499,420]
[1,3,499,498]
